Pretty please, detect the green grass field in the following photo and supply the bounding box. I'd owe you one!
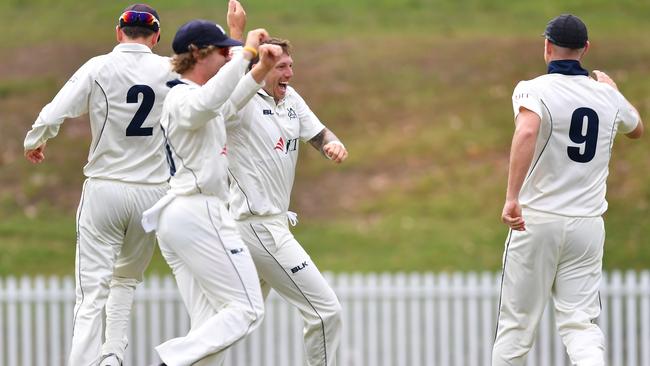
[1,0,649,275]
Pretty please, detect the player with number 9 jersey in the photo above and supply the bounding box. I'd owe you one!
[23,4,176,366]
[512,69,639,217]
[493,14,643,366]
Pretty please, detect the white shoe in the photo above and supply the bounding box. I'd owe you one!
[98,353,122,366]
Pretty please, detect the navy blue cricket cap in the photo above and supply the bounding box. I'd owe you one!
[119,4,160,32]
[172,20,243,54]
[543,14,588,49]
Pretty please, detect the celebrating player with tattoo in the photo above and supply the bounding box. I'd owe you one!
[24,4,175,366]
[493,14,643,366]
[140,2,284,365]
[225,38,347,366]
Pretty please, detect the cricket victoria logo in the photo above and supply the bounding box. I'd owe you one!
[274,136,298,154]
[287,107,297,119]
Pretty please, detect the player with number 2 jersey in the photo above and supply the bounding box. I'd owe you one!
[23,5,175,366]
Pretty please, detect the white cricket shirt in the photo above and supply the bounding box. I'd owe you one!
[162,53,263,200]
[513,70,639,217]
[226,86,326,220]
[24,43,176,184]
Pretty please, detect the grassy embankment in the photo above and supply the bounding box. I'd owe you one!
[1,0,649,275]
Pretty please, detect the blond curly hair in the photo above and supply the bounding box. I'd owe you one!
[171,45,218,74]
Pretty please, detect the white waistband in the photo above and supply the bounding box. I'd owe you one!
[86,177,169,187]
[522,207,600,219]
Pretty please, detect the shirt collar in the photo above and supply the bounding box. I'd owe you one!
[166,79,188,88]
[257,88,273,98]
[257,88,285,105]
[547,60,589,76]
[113,43,153,54]
[178,78,198,86]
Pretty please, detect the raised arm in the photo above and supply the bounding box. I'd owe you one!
[227,0,246,42]
[175,29,268,130]
[593,70,644,139]
[223,44,284,122]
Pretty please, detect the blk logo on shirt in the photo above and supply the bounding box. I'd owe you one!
[287,107,297,119]
[291,261,309,274]
[274,136,298,154]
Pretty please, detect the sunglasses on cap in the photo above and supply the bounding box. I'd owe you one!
[118,11,160,30]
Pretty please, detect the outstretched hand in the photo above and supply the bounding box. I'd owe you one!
[501,199,525,231]
[227,0,246,41]
[25,143,46,164]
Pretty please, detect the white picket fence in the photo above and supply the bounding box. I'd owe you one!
[0,271,649,366]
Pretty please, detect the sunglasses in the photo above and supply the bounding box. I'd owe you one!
[119,11,160,30]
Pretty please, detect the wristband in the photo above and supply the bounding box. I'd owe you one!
[243,46,258,58]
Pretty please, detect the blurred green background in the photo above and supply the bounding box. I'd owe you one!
[1,0,649,275]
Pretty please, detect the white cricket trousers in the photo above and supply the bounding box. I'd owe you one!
[492,211,606,366]
[69,178,167,366]
[236,214,342,366]
[155,195,264,366]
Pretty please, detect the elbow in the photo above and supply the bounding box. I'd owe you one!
[515,127,538,141]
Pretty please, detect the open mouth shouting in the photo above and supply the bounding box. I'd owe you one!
[264,52,294,103]
[277,81,289,95]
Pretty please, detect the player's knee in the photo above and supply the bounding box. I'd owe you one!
[252,303,265,326]
[322,299,342,331]
[241,300,265,329]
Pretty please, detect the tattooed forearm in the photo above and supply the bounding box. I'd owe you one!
[309,128,340,153]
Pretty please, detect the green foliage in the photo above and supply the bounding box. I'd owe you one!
[2,0,650,49]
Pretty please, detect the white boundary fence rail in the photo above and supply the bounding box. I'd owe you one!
[1,271,649,366]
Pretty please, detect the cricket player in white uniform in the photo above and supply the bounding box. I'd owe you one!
[24,5,176,366]
[225,38,347,366]
[140,10,285,365]
[492,14,644,366]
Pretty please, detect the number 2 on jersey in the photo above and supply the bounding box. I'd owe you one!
[125,85,155,136]
[567,107,599,163]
